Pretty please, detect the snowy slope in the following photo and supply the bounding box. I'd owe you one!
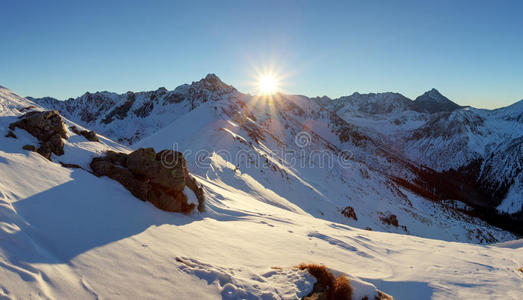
[320,90,523,217]
[1,86,522,299]
[31,76,523,229]
[30,74,238,145]
[133,90,515,243]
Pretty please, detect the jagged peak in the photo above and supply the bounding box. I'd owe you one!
[204,73,220,82]
[414,88,460,113]
[420,88,446,99]
[190,73,236,93]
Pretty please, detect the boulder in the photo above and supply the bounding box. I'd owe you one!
[70,125,100,142]
[90,148,205,213]
[10,110,67,141]
[9,110,67,160]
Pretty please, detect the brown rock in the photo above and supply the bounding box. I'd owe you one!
[10,111,68,160]
[37,143,52,160]
[341,206,357,221]
[379,213,399,227]
[22,144,37,151]
[70,125,100,142]
[11,110,67,141]
[90,148,203,213]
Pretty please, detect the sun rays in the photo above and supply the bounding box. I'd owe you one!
[258,75,279,95]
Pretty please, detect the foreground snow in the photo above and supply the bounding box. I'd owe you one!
[0,159,522,298]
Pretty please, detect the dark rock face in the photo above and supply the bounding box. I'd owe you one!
[90,148,205,213]
[59,162,82,169]
[413,88,461,113]
[101,92,136,124]
[22,144,37,151]
[9,110,67,160]
[70,126,100,142]
[341,206,357,221]
[5,131,17,138]
[18,105,37,113]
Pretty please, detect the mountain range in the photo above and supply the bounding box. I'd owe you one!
[29,74,523,233]
[0,76,522,298]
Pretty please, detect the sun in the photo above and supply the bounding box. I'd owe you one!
[257,74,279,95]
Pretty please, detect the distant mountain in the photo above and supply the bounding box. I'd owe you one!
[329,92,414,114]
[413,88,461,113]
[29,74,237,144]
[27,75,523,235]
[316,88,462,115]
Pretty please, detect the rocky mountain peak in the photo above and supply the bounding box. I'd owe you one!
[192,73,235,93]
[413,88,461,113]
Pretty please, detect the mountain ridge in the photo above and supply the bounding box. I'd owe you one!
[15,74,523,231]
[1,82,522,299]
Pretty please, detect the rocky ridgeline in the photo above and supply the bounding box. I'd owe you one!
[90,148,205,213]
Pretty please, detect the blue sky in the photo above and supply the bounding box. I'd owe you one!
[1,0,522,108]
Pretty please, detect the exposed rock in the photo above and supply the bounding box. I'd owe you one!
[5,131,17,138]
[379,212,399,227]
[9,110,67,160]
[59,162,82,169]
[185,173,205,212]
[298,263,393,300]
[22,144,37,151]
[101,91,135,124]
[413,88,461,113]
[341,206,357,221]
[133,100,154,117]
[70,125,100,142]
[18,105,37,113]
[90,148,205,213]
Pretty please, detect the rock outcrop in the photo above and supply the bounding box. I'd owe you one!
[90,148,205,213]
[9,110,67,160]
[22,144,37,151]
[70,125,100,142]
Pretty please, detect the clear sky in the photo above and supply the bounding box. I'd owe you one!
[1,0,522,108]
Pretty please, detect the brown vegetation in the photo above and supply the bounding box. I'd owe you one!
[297,263,352,300]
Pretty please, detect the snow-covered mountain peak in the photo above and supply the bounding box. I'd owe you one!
[329,92,414,114]
[413,88,461,113]
[27,74,240,144]
[190,73,236,94]
[23,76,523,227]
[427,88,442,96]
